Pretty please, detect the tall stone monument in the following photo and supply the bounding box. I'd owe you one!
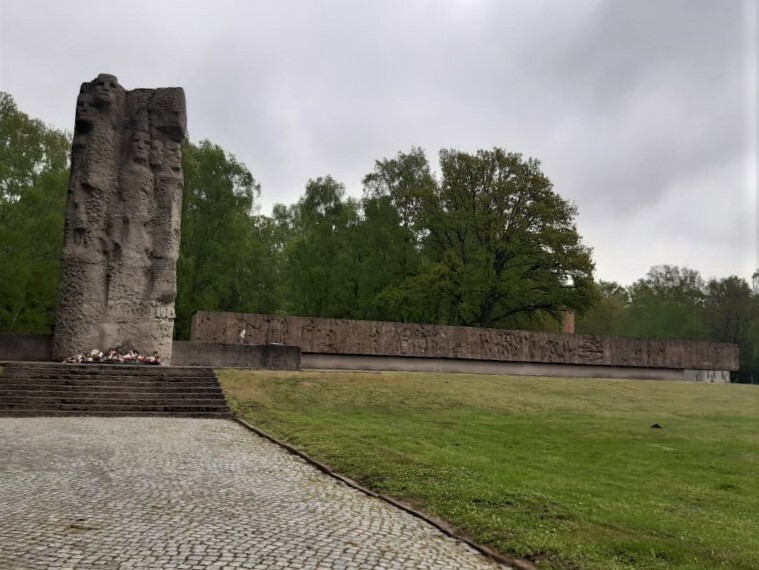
[52,74,187,363]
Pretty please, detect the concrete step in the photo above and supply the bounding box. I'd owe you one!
[0,410,232,418]
[2,369,218,379]
[0,378,221,388]
[0,393,227,404]
[0,386,223,396]
[2,372,218,381]
[0,363,231,418]
[0,401,230,412]
[2,363,214,377]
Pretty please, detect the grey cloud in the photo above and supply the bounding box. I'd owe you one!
[547,0,746,110]
[0,0,754,285]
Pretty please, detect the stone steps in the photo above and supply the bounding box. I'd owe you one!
[0,394,227,406]
[2,373,216,381]
[0,362,232,418]
[2,363,213,378]
[0,401,229,412]
[0,388,223,398]
[0,410,231,418]
[0,378,223,389]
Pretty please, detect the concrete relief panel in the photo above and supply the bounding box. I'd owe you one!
[576,335,606,365]
[648,341,666,368]
[487,329,502,359]
[461,328,480,360]
[684,342,701,369]
[350,320,374,355]
[191,312,740,371]
[53,74,186,363]
[614,339,643,368]
[369,322,384,354]
[528,334,546,363]
[267,316,289,345]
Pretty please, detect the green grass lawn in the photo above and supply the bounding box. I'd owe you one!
[219,370,759,570]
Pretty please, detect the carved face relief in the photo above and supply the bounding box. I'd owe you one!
[166,141,182,171]
[131,131,151,163]
[75,93,97,124]
[150,139,164,167]
[93,74,119,106]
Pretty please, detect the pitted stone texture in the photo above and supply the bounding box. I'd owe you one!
[54,74,186,363]
[0,418,508,569]
[192,312,739,371]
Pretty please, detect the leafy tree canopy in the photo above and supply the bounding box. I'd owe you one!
[0,93,69,333]
[366,148,596,328]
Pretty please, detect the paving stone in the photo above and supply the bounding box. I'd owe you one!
[0,418,508,569]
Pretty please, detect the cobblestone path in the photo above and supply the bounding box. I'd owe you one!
[0,418,507,569]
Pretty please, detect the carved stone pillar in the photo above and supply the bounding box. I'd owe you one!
[53,74,187,363]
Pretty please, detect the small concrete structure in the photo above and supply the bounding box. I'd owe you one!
[0,333,52,362]
[171,341,300,369]
[53,74,187,363]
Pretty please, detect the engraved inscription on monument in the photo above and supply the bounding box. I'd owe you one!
[190,311,740,372]
[53,74,187,363]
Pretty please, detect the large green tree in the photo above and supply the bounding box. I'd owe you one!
[575,281,630,337]
[175,140,277,338]
[703,276,758,345]
[367,148,596,328]
[0,93,69,204]
[626,265,706,341]
[703,275,759,381]
[0,93,69,333]
[277,176,363,318]
[352,148,432,321]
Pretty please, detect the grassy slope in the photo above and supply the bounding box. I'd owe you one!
[219,370,759,570]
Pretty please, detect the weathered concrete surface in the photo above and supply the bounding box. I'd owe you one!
[302,354,690,380]
[0,335,301,370]
[0,418,507,569]
[192,312,740,371]
[684,369,731,383]
[53,74,186,363]
[0,333,51,362]
[172,341,301,369]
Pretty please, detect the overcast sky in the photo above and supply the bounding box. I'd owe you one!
[1,0,756,286]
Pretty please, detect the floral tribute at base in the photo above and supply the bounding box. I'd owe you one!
[63,348,161,365]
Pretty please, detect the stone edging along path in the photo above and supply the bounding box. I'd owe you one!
[233,416,538,570]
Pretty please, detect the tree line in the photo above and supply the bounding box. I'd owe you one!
[2,92,757,380]
[577,267,759,381]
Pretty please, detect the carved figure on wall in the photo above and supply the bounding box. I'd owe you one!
[410,325,428,355]
[150,139,164,168]
[398,326,411,355]
[92,73,119,107]
[53,74,187,363]
[268,316,288,345]
[74,93,97,128]
[299,318,319,352]
[322,321,338,353]
[131,131,151,164]
[578,335,605,364]
[166,141,182,172]
[367,323,382,354]
[648,341,666,367]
